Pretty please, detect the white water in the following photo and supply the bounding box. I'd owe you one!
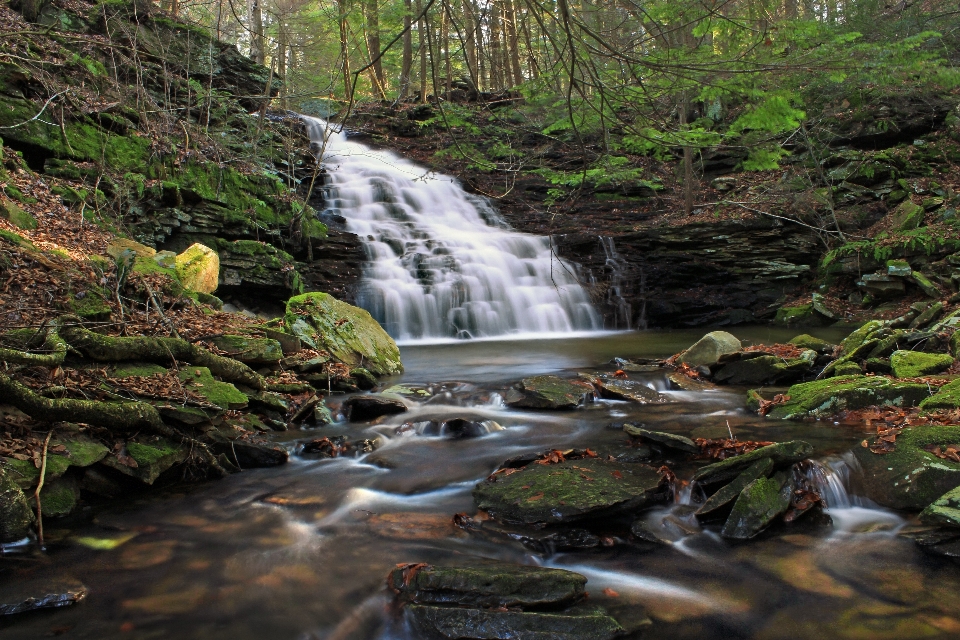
[302,116,602,341]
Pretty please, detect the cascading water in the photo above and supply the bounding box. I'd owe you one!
[302,116,602,341]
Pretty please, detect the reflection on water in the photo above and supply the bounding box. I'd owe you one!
[3,327,958,640]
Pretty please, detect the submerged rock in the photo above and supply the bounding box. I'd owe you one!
[695,458,775,521]
[0,579,86,615]
[505,375,594,409]
[693,441,812,486]
[854,425,960,510]
[721,476,792,539]
[765,375,930,419]
[406,605,623,640]
[389,563,586,609]
[623,424,697,453]
[343,394,408,422]
[678,331,741,367]
[890,350,953,378]
[592,378,665,403]
[285,292,402,376]
[474,457,669,526]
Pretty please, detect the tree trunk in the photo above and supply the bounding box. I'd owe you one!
[504,0,523,86]
[365,0,387,99]
[278,22,288,109]
[680,93,694,217]
[398,0,413,99]
[249,0,265,64]
[339,0,353,102]
[417,0,428,101]
[462,0,479,87]
[441,1,451,97]
[490,1,503,90]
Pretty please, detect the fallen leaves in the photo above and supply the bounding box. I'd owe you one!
[922,443,960,462]
[695,438,774,460]
[757,394,790,417]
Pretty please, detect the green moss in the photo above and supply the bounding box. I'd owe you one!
[178,366,248,409]
[65,291,111,320]
[110,362,168,378]
[2,455,72,491]
[721,476,791,539]
[1,200,38,230]
[768,375,931,419]
[920,379,960,411]
[39,477,79,517]
[890,351,954,378]
[774,303,819,326]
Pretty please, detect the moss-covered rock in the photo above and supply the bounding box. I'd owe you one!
[853,425,960,510]
[721,476,792,539]
[505,375,595,409]
[284,292,402,376]
[100,437,188,485]
[177,366,248,409]
[623,424,697,453]
[39,476,80,517]
[109,362,168,378]
[693,441,812,485]
[106,238,156,260]
[216,239,304,298]
[890,350,954,378]
[920,485,960,528]
[407,605,623,640]
[473,458,668,526]
[0,465,34,542]
[833,361,863,376]
[209,335,282,365]
[175,243,219,294]
[766,375,930,419]
[713,353,815,385]
[678,331,741,367]
[788,334,836,354]
[774,303,827,327]
[919,378,960,411]
[890,199,924,231]
[590,377,663,404]
[910,271,941,299]
[696,458,775,521]
[1,199,38,230]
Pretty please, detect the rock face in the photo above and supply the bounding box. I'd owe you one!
[175,243,220,294]
[678,331,742,367]
[474,457,668,526]
[0,466,34,543]
[766,375,930,419]
[889,350,954,378]
[285,292,402,376]
[854,425,960,510]
[505,376,594,409]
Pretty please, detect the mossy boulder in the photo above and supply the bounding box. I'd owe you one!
[175,243,219,294]
[890,350,954,378]
[285,292,402,376]
[0,466,34,542]
[217,240,304,298]
[177,367,248,409]
[853,425,960,510]
[890,199,925,231]
[39,476,80,517]
[713,353,815,386]
[765,375,930,419]
[910,271,941,299]
[920,485,960,528]
[919,378,960,411]
[788,334,836,354]
[678,331,741,367]
[696,458,775,521]
[693,441,812,486]
[209,335,283,365]
[343,394,408,422]
[100,437,189,485]
[721,476,792,539]
[64,291,112,320]
[505,375,595,409]
[2,434,108,492]
[109,362,168,378]
[774,303,826,327]
[1,199,38,230]
[473,458,668,526]
[886,259,912,277]
[106,238,156,260]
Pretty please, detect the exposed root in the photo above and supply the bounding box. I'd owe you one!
[0,326,67,367]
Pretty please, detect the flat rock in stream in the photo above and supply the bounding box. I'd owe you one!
[407,605,623,640]
[692,441,812,486]
[474,458,669,526]
[343,394,408,422]
[505,376,595,409]
[389,563,586,609]
[721,476,793,540]
[623,423,698,453]
[0,578,87,615]
[592,378,666,403]
[695,458,775,521]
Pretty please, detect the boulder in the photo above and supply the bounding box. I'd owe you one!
[505,376,594,410]
[106,237,156,260]
[1,199,37,230]
[775,303,826,326]
[858,273,905,299]
[890,199,924,231]
[209,335,283,365]
[713,353,814,386]
[908,301,943,329]
[788,334,836,355]
[623,424,697,453]
[695,458,774,521]
[99,438,189,485]
[285,292,402,376]
[765,376,930,420]
[889,350,953,378]
[407,605,623,640]
[693,441,812,486]
[920,379,960,411]
[910,271,941,298]
[853,425,960,510]
[886,259,912,277]
[343,394,408,422]
[474,457,668,526]
[388,563,586,609]
[920,486,960,528]
[175,243,220,293]
[0,466,34,543]
[678,331,741,367]
[591,377,664,403]
[721,476,792,540]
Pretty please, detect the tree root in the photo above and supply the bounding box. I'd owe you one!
[59,322,266,390]
[0,372,168,432]
[0,326,67,367]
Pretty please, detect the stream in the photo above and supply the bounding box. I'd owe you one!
[5,328,960,639]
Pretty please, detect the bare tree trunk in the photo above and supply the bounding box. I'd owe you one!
[398,0,413,99]
[339,0,353,102]
[521,11,539,79]
[249,0,265,64]
[462,0,479,87]
[504,0,523,86]
[365,0,387,99]
[491,1,503,90]
[680,93,694,217]
[441,1,452,97]
[278,21,288,109]
[417,0,428,101]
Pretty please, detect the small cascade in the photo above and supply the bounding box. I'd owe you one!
[802,454,863,509]
[598,236,632,330]
[302,116,602,341]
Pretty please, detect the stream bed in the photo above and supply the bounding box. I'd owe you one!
[4,327,960,639]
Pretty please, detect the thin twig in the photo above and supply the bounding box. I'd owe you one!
[34,430,53,549]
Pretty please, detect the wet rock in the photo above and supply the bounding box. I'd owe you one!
[285,292,402,376]
[695,458,775,521]
[920,378,960,410]
[591,377,665,403]
[221,440,288,467]
[389,563,586,609]
[208,334,283,365]
[678,331,741,367]
[0,579,86,615]
[920,486,960,528]
[0,466,34,543]
[889,350,953,378]
[774,303,826,327]
[349,367,377,390]
[623,423,697,453]
[175,242,219,293]
[721,476,792,539]
[788,334,836,355]
[765,375,930,419]
[853,425,960,510]
[343,394,408,421]
[466,519,601,553]
[666,372,716,391]
[39,476,80,518]
[505,375,594,410]
[474,457,669,526]
[713,353,814,386]
[406,604,623,640]
[693,441,812,486]
[440,418,488,439]
[100,437,189,485]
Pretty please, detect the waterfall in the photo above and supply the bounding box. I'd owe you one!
[302,116,602,341]
[598,237,632,330]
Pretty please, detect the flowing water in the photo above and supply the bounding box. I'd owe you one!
[302,116,601,340]
[5,328,960,640]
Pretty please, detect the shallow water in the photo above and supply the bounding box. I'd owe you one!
[4,327,960,640]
